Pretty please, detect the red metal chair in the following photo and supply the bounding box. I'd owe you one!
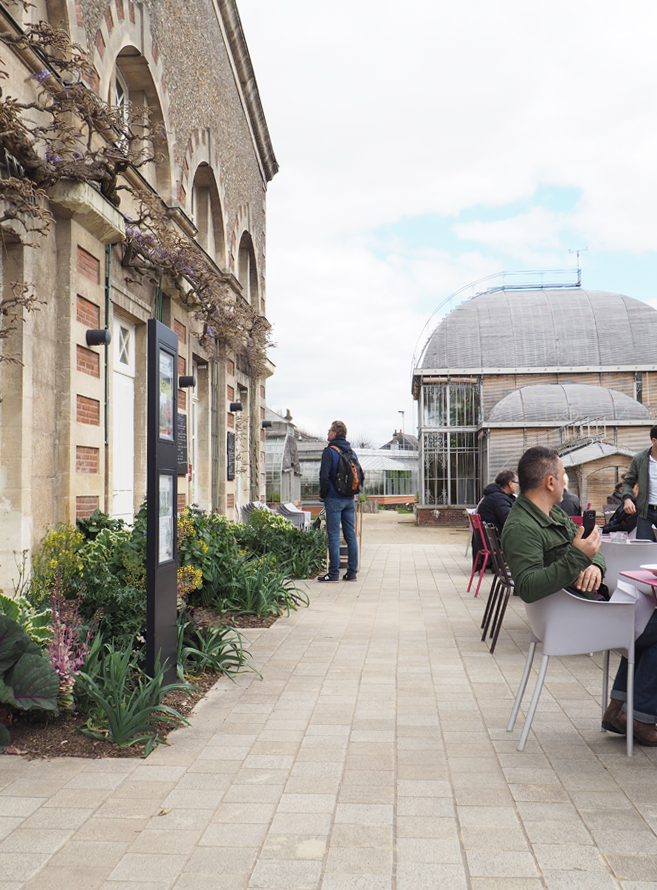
[467,512,490,597]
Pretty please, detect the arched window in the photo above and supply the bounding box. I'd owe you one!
[191,164,225,267]
[237,232,258,307]
[109,47,171,201]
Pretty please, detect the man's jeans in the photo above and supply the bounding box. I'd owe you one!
[636,505,657,540]
[325,496,358,578]
[612,609,657,722]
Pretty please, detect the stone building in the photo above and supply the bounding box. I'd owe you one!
[0,0,277,588]
[412,285,657,524]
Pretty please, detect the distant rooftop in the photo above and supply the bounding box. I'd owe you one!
[488,384,652,424]
[417,288,657,372]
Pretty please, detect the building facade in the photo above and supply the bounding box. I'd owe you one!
[413,286,657,523]
[0,0,277,589]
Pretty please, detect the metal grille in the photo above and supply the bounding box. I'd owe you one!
[422,382,480,427]
[422,431,478,505]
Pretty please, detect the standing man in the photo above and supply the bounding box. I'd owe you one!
[621,426,657,540]
[503,445,657,746]
[318,420,359,582]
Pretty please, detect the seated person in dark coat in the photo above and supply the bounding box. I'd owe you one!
[472,470,518,563]
[477,469,518,533]
[559,477,581,517]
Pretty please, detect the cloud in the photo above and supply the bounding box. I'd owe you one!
[237,0,657,445]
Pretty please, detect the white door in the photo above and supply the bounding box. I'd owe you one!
[112,318,135,523]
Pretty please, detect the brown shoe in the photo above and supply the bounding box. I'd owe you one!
[602,699,624,734]
[612,710,657,746]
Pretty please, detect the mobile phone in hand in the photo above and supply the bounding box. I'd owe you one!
[582,509,596,539]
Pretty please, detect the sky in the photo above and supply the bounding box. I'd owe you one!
[237,0,657,447]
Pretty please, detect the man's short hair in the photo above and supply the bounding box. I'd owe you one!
[330,420,347,438]
[651,425,657,441]
[517,446,561,494]
[495,469,517,488]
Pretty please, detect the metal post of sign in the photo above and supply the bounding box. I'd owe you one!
[146,319,179,683]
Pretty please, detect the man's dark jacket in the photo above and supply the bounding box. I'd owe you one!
[622,447,653,519]
[319,437,355,500]
[559,489,581,517]
[477,483,515,533]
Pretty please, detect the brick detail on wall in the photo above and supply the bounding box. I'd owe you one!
[77,246,100,283]
[226,358,235,376]
[226,493,235,508]
[260,385,265,399]
[260,429,265,441]
[260,407,265,420]
[77,394,100,425]
[115,0,124,20]
[104,6,113,30]
[94,29,105,59]
[76,446,99,474]
[174,319,186,344]
[227,412,234,429]
[76,344,100,378]
[76,295,100,327]
[227,385,235,401]
[177,493,186,514]
[76,496,99,519]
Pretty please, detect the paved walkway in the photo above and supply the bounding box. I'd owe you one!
[1,512,657,890]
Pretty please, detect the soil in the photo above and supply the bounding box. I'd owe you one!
[2,609,277,761]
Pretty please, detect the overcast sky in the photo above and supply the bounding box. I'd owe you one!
[237,0,657,446]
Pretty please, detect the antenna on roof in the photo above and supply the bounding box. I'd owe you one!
[568,247,588,287]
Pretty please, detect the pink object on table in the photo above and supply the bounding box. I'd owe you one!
[619,570,657,596]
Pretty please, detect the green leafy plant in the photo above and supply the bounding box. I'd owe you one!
[77,509,125,541]
[76,643,191,755]
[29,522,85,606]
[177,506,241,607]
[233,511,326,579]
[176,619,259,681]
[219,555,309,618]
[0,613,59,750]
[0,593,52,646]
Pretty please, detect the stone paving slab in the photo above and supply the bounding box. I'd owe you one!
[1,513,657,888]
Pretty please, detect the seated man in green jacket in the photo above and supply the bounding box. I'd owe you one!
[502,445,657,747]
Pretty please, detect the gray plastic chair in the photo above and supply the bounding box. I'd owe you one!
[507,589,636,756]
[599,539,657,594]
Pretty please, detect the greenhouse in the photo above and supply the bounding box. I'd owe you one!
[295,444,418,505]
[265,431,301,504]
[412,282,657,520]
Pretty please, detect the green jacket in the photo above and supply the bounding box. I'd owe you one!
[621,447,652,519]
[501,493,606,603]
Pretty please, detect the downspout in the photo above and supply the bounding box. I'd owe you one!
[104,244,112,513]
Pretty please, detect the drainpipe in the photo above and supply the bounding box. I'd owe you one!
[104,244,112,513]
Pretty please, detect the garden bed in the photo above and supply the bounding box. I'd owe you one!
[3,609,276,760]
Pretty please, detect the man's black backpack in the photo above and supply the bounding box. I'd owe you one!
[330,446,365,497]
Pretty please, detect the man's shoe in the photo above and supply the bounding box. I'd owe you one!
[343,573,357,581]
[602,699,624,734]
[317,573,339,583]
[611,710,657,746]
